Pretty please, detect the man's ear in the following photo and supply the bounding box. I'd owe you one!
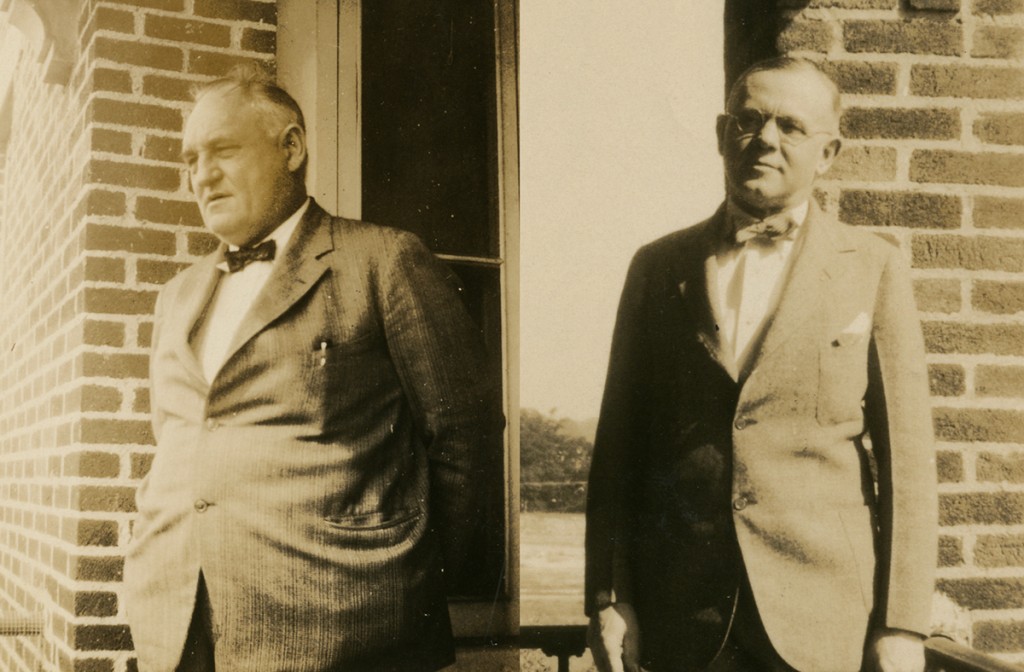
[281,124,307,173]
[816,137,842,177]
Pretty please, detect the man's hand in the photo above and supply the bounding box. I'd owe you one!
[865,628,926,672]
[587,603,642,672]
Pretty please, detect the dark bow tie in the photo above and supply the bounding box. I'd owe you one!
[224,240,276,272]
[733,212,799,244]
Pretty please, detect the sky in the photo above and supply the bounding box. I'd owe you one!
[520,2,727,420]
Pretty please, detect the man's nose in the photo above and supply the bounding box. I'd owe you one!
[751,117,783,147]
[193,156,222,189]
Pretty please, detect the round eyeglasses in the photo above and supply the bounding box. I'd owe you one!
[723,109,833,146]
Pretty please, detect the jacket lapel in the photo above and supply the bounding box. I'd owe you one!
[743,201,851,379]
[676,207,740,382]
[167,254,223,388]
[221,201,335,365]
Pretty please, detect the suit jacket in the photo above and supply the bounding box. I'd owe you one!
[584,202,937,672]
[125,201,503,672]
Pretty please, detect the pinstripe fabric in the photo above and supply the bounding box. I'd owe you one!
[585,202,937,672]
[126,201,503,672]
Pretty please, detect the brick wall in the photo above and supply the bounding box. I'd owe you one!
[773,0,1024,661]
[0,1,275,669]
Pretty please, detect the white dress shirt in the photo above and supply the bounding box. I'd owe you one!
[192,198,311,383]
[716,199,809,371]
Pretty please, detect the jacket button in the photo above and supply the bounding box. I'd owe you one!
[205,418,219,431]
[732,496,748,511]
[194,499,209,513]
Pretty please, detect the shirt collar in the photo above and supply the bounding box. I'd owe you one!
[217,198,311,271]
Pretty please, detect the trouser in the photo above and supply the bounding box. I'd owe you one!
[176,573,216,672]
[702,578,796,672]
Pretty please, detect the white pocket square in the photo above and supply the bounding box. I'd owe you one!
[842,312,872,335]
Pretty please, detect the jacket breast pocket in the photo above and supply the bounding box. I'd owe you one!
[817,331,870,426]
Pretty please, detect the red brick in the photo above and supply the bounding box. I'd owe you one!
[972,25,1024,59]
[74,484,138,512]
[914,278,961,313]
[88,159,181,191]
[844,20,962,56]
[937,449,964,481]
[82,353,149,379]
[976,535,1024,568]
[145,15,231,48]
[135,196,201,227]
[73,555,124,582]
[911,150,1024,188]
[839,190,960,229]
[89,98,181,131]
[974,196,1024,229]
[974,0,1024,13]
[929,363,966,396]
[93,36,183,72]
[91,128,131,155]
[142,74,197,102]
[976,365,1024,397]
[133,388,150,414]
[911,63,1024,99]
[72,624,133,651]
[89,6,135,35]
[84,189,127,217]
[142,135,181,163]
[84,288,158,315]
[81,419,153,446]
[75,519,119,547]
[86,223,176,255]
[924,321,1024,355]
[138,259,188,285]
[974,112,1024,146]
[937,578,1024,610]
[79,385,121,413]
[241,27,275,53]
[138,322,154,348]
[68,450,121,478]
[83,320,125,347]
[978,451,1024,482]
[131,452,154,480]
[188,231,220,256]
[822,60,898,95]
[939,535,964,567]
[973,280,1024,314]
[194,0,277,24]
[939,492,1024,525]
[91,68,132,94]
[101,0,184,11]
[827,146,897,181]
[778,20,835,53]
[841,107,959,140]
[910,0,960,8]
[75,658,115,672]
[83,257,126,283]
[75,592,118,618]
[934,407,1024,441]
[974,620,1024,653]
[913,234,1024,271]
[188,50,273,77]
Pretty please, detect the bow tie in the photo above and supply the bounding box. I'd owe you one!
[733,212,799,245]
[224,240,276,272]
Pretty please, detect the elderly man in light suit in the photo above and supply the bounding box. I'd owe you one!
[124,68,503,672]
[585,57,937,672]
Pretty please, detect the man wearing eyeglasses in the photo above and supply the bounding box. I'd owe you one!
[585,57,937,672]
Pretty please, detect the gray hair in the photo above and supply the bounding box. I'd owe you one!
[728,56,842,129]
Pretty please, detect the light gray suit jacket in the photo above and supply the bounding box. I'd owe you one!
[125,201,503,672]
[586,202,938,671]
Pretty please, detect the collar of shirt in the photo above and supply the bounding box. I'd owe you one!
[215,198,311,272]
